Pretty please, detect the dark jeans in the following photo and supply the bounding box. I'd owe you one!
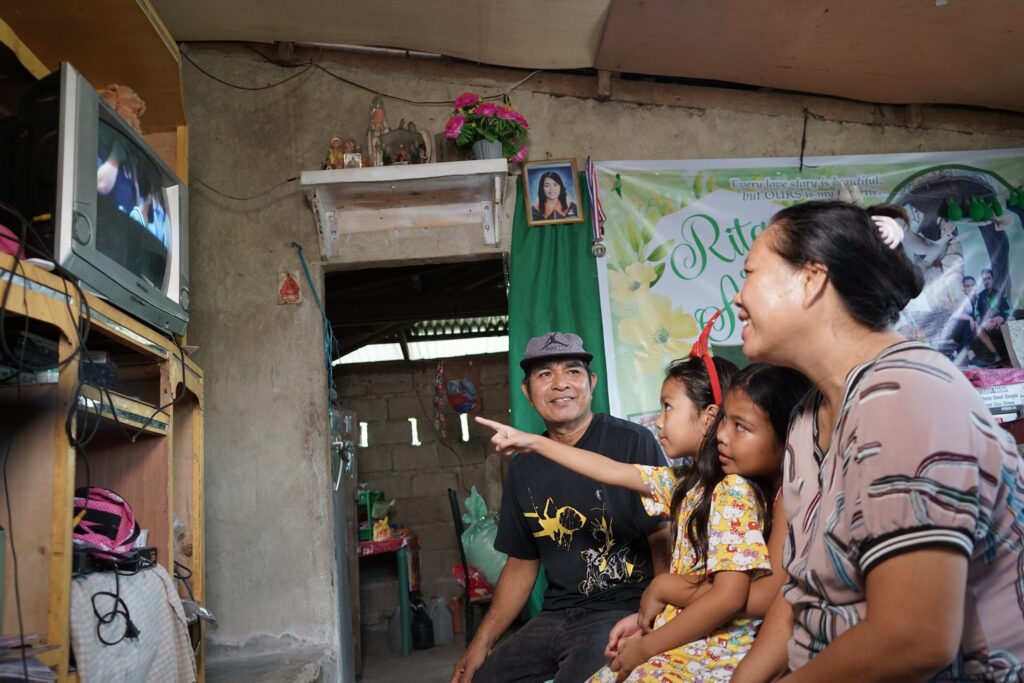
[474,608,631,683]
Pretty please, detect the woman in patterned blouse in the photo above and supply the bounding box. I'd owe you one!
[732,200,1024,683]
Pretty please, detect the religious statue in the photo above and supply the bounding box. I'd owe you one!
[366,96,391,167]
[407,121,431,163]
[342,138,362,168]
[323,135,344,170]
[380,120,431,166]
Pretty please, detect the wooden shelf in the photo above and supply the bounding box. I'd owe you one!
[0,1,198,676]
[0,0,185,133]
[35,645,62,669]
[79,384,168,436]
[0,257,205,683]
[301,159,508,257]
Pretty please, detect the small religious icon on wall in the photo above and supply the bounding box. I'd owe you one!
[342,137,362,168]
[323,135,344,170]
[381,120,429,166]
[408,122,431,163]
[278,271,302,304]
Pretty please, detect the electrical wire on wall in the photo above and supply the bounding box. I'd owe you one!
[182,44,542,201]
[180,44,541,106]
[191,174,299,203]
[798,107,826,172]
[290,241,340,403]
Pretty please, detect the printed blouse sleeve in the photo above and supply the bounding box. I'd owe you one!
[705,474,771,577]
[842,363,1005,575]
[634,465,678,518]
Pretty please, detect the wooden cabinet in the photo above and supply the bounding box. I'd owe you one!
[0,254,204,682]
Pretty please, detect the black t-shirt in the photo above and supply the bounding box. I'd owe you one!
[977,287,1011,321]
[494,412,665,611]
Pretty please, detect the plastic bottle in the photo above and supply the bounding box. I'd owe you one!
[410,601,435,650]
[388,607,402,654]
[428,596,454,646]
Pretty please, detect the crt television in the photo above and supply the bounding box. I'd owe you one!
[0,62,189,335]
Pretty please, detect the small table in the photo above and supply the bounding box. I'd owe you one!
[358,534,420,655]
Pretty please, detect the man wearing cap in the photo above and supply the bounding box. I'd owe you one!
[451,332,669,683]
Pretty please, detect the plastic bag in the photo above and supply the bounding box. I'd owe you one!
[460,487,507,586]
[452,563,493,598]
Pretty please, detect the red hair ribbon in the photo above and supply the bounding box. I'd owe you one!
[689,309,723,406]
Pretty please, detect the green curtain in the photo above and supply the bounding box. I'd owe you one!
[508,173,610,432]
[506,173,608,617]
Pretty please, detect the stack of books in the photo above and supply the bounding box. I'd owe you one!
[0,634,56,682]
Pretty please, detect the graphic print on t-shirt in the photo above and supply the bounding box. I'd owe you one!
[524,494,587,549]
[578,505,644,595]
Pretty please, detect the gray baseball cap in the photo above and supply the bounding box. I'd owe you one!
[519,332,594,371]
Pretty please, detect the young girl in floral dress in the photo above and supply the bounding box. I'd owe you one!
[478,345,809,682]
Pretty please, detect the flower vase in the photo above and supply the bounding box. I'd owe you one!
[471,139,503,160]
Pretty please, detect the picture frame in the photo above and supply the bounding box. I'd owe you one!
[522,159,585,226]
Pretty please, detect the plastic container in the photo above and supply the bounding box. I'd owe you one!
[388,607,402,654]
[410,601,435,650]
[428,596,454,646]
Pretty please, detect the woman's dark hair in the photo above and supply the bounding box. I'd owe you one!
[537,171,568,212]
[768,200,924,330]
[672,363,812,575]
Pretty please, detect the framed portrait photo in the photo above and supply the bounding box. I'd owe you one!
[522,159,584,226]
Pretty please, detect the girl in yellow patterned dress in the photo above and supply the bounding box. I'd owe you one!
[478,359,810,682]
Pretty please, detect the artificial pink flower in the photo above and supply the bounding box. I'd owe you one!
[509,146,528,163]
[496,106,518,121]
[473,102,499,117]
[514,112,529,128]
[453,92,480,109]
[444,115,466,140]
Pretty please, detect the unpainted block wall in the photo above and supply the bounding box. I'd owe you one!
[337,354,510,651]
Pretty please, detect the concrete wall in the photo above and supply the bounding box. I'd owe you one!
[185,50,341,661]
[182,42,1024,669]
[336,354,508,652]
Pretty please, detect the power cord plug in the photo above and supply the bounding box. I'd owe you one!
[124,619,141,640]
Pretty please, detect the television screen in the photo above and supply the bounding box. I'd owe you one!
[95,120,170,289]
[0,62,189,335]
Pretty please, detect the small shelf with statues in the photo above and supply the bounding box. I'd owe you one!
[300,159,509,257]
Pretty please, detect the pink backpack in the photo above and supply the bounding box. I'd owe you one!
[73,487,141,560]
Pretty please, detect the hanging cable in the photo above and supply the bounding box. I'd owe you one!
[179,50,316,91]
[191,174,299,202]
[290,242,340,401]
[182,44,536,107]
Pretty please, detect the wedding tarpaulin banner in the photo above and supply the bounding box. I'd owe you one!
[594,149,1024,427]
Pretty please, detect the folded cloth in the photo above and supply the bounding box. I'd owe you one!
[70,562,196,683]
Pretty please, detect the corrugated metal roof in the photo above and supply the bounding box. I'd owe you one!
[334,330,509,365]
[407,316,507,340]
